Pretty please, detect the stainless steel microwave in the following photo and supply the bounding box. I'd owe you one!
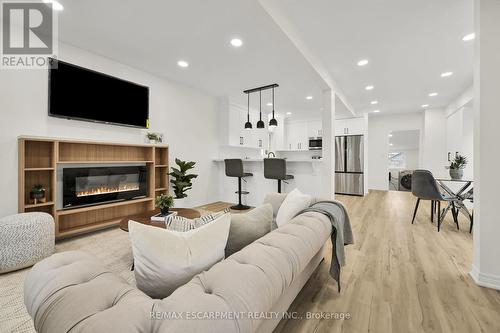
[308,137,322,150]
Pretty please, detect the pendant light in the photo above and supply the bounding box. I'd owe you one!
[269,86,278,128]
[256,90,265,129]
[244,93,252,129]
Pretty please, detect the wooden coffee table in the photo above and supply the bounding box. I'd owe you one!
[119,208,201,232]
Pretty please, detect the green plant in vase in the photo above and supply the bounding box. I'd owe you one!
[146,132,163,144]
[168,158,198,199]
[155,194,174,215]
[448,154,468,180]
[30,184,46,204]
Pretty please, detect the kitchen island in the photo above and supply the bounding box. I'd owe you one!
[214,157,324,206]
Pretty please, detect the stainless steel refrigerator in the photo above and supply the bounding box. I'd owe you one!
[335,135,364,195]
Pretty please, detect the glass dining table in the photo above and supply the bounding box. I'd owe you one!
[435,178,474,232]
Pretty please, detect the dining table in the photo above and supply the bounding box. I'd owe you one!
[435,177,474,232]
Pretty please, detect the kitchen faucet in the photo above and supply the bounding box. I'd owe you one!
[267,152,276,158]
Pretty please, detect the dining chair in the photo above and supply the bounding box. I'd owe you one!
[462,188,474,233]
[411,170,460,231]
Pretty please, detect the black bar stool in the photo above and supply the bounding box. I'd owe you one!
[264,158,294,193]
[224,159,253,210]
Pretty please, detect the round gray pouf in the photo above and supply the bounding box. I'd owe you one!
[0,212,55,274]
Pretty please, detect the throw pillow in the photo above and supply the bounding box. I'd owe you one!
[225,204,273,258]
[275,188,312,227]
[128,212,231,299]
[263,192,289,230]
[263,192,288,218]
[165,208,230,232]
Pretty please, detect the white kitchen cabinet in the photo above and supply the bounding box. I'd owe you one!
[226,104,243,146]
[282,119,323,151]
[253,128,269,149]
[335,117,365,136]
[220,100,269,149]
[285,121,308,150]
[307,120,323,137]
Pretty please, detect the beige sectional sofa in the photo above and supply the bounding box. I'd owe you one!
[24,201,332,333]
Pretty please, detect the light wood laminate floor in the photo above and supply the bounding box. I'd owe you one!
[274,190,500,333]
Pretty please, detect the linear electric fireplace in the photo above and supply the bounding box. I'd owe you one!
[63,166,148,209]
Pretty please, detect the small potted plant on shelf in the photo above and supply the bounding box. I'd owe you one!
[146,132,163,144]
[155,193,174,216]
[30,184,46,204]
[448,154,468,180]
[169,158,198,206]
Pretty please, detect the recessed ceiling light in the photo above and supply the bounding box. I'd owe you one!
[43,0,64,11]
[421,104,429,108]
[365,85,374,91]
[389,143,394,146]
[441,72,453,77]
[177,60,189,68]
[230,38,243,47]
[428,92,438,97]
[388,134,393,137]
[357,59,369,66]
[372,110,380,113]
[371,100,378,105]
[267,102,273,106]
[286,112,292,115]
[462,33,475,41]
[306,96,313,100]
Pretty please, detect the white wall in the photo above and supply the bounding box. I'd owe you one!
[422,108,448,178]
[445,106,474,179]
[471,0,500,291]
[462,106,474,180]
[446,109,464,157]
[404,149,420,169]
[446,86,474,117]
[0,43,220,216]
[444,85,474,180]
[322,89,336,198]
[367,112,424,190]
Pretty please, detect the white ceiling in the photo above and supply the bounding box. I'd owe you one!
[54,0,354,118]
[261,0,474,115]
[53,0,473,119]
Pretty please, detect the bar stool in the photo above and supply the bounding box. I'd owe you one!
[264,158,294,193]
[224,159,253,210]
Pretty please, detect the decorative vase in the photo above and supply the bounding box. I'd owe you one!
[160,207,169,215]
[174,197,188,208]
[30,190,46,204]
[449,168,463,180]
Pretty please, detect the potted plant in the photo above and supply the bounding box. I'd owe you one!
[448,154,468,179]
[30,184,46,204]
[155,194,174,215]
[146,132,163,144]
[169,158,198,205]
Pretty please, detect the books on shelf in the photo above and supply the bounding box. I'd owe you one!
[151,211,177,221]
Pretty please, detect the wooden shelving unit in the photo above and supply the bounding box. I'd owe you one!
[154,148,169,196]
[18,137,169,239]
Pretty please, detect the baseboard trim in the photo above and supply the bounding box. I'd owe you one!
[470,265,500,291]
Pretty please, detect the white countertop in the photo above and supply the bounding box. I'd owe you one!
[213,158,322,163]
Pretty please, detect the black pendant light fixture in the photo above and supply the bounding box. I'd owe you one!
[269,86,278,128]
[244,93,252,129]
[256,90,265,129]
[243,83,279,129]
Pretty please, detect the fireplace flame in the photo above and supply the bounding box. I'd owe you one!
[76,183,140,197]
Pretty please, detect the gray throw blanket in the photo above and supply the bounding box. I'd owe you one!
[296,200,354,291]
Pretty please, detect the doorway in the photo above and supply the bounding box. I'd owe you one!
[388,130,420,191]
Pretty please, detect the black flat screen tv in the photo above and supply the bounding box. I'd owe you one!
[48,59,149,128]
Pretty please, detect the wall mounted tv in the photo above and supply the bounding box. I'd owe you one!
[48,59,149,128]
